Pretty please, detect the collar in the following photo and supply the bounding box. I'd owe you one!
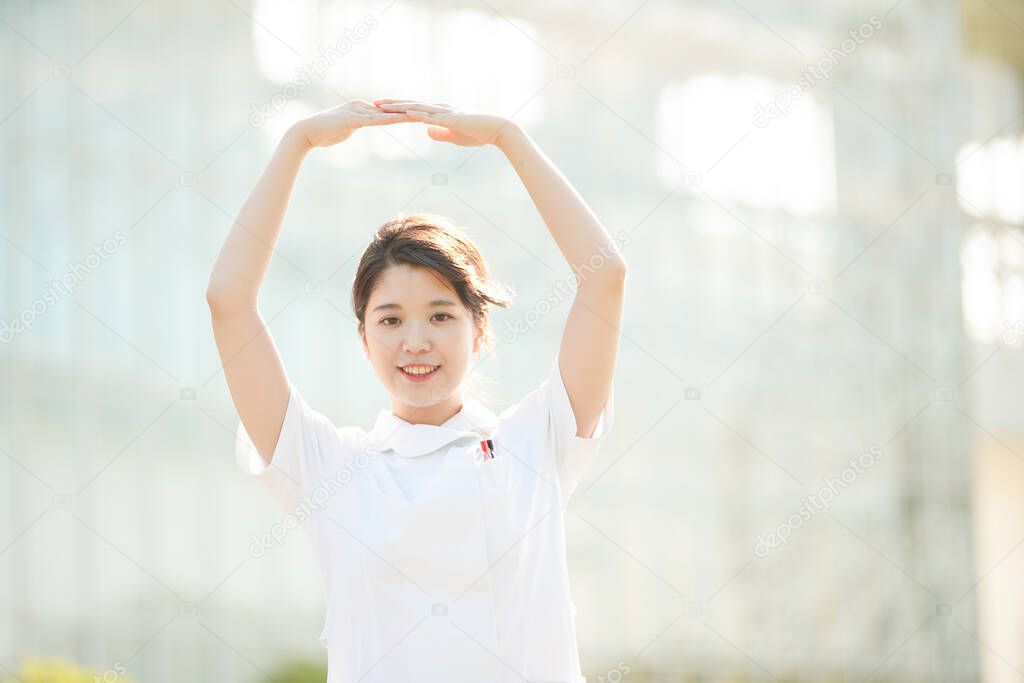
[369,396,499,458]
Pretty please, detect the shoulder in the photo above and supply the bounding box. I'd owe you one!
[335,424,377,456]
[314,424,377,474]
[494,355,560,429]
[489,373,556,473]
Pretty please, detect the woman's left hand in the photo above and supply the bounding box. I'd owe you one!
[373,99,513,147]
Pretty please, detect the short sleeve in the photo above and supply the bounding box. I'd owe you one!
[502,352,616,497]
[543,353,615,496]
[234,383,338,513]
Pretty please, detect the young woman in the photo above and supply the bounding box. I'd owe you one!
[207,98,626,683]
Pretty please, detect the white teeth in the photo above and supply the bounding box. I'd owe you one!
[402,365,438,375]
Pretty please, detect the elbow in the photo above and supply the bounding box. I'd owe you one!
[206,283,256,316]
[577,259,626,296]
[577,256,627,284]
[205,279,226,310]
[612,259,628,281]
[205,287,229,316]
[601,258,628,285]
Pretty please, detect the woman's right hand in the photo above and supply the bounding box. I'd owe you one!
[293,99,412,149]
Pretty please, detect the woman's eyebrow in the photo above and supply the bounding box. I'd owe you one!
[372,299,458,313]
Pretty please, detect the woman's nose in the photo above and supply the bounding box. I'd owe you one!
[403,339,430,352]
[402,329,431,352]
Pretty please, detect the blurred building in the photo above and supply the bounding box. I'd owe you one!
[2,0,1023,681]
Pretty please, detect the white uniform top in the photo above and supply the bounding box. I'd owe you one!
[235,352,615,683]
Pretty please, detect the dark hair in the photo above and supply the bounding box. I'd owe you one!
[351,212,514,351]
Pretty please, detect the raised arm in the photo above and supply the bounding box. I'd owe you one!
[494,123,626,438]
[206,100,411,467]
[374,100,626,437]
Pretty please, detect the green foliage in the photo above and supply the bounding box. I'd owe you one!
[264,659,328,683]
[3,655,134,683]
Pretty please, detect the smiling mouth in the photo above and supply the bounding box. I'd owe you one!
[399,364,440,379]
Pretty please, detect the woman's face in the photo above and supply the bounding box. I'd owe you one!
[360,264,482,424]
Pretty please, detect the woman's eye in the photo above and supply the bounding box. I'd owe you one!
[379,314,451,326]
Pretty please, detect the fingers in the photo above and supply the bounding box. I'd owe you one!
[368,112,414,124]
[426,126,455,143]
[345,101,385,118]
[374,99,427,106]
[376,101,449,114]
[374,98,451,107]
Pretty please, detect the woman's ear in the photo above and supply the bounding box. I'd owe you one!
[472,324,484,354]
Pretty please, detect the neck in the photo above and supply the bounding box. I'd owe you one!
[391,394,464,426]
